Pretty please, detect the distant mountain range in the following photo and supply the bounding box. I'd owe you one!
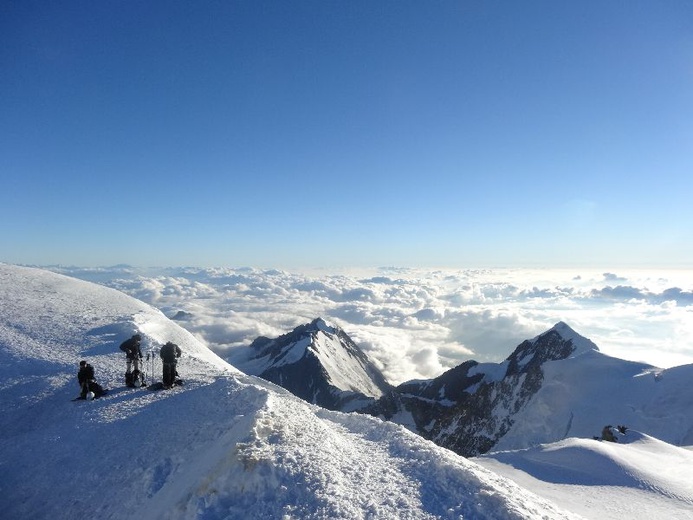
[231,319,693,457]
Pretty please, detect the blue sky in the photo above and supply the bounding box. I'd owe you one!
[2,1,692,268]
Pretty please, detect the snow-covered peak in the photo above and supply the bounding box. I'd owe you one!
[541,321,600,355]
[232,317,392,408]
[311,316,332,333]
[504,321,599,375]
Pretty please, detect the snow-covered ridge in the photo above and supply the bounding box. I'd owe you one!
[0,264,234,377]
[477,431,693,519]
[484,429,692,494]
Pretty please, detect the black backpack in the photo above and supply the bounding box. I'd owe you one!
[125,369,144,388]
[160,342,180,363]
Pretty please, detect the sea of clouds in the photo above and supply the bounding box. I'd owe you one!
[49,266,693,385]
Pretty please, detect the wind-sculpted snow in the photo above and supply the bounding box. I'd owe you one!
[149,388,578,520]
[0,265,583,519]
[476,432,693,520]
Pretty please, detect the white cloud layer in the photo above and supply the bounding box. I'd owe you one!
[50,266,693,385]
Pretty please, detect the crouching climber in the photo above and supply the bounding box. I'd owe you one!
[601,425,617,442]
[77,360,107,399]
[160,341,182,389]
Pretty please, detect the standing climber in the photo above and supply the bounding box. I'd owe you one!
[159,341,182,389]
[119,333,143,387]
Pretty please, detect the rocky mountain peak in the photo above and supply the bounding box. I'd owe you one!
[504,321,598,377]
[235,318,392,411]
[309,317,332,333]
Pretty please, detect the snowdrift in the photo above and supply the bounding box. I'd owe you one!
[477,431,693,520]
[0,265,578,520]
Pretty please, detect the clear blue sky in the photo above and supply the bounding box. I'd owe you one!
[2,1,692,268]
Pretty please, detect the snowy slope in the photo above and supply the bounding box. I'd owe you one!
[0,265,581,520]
[476,431,693,520]
[494,348,693,451]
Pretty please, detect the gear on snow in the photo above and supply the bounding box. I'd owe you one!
[75,360,107,400]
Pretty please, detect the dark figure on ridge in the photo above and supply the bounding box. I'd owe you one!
[77,360,106,399]
[160,341,182,389]
[120,334,144,387]
[601,425,617,442]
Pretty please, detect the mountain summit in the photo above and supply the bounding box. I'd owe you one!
[504,321,598,377]
[355,321,693,457]
[2,264,693,519]
[230,317,392,411]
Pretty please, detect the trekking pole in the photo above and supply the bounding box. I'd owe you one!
[143,352,149,387]
[151,348,156,384]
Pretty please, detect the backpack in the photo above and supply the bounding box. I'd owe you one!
[125,369,144,388]
[88,381,106,397]
[160,342,180,363]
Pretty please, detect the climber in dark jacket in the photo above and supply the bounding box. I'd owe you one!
[159,341,182,389]
[120,334,143,386]
[77,360,106,399]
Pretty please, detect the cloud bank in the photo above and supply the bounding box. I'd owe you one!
[50,266,693,385]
